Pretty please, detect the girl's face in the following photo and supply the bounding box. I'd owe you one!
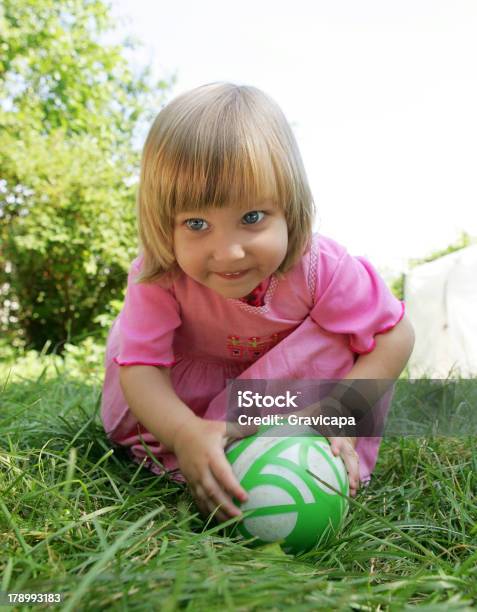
[173,200,288,298]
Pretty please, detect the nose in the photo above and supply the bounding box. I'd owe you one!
[211,233,246,264]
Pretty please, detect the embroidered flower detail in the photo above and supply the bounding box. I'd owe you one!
[226,332,283,360]
[227,335,244,358]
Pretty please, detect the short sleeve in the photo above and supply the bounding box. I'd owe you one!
[113,257,181,367]
[310,237,405,354]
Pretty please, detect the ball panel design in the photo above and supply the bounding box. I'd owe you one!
[309,441,349,494]
[240,483,295,510]
[229,436,288,482]
[277,442,301,464]
[307,445,341,494]
[243,512,298,543]
[241,470,315,509]
[225,430,349,554]
[260,464,315,503]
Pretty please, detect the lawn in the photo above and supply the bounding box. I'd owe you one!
[1,352,476,611]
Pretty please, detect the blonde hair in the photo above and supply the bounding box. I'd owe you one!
[135,82,316,284]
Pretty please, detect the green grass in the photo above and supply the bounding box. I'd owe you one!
[1,353,477,611]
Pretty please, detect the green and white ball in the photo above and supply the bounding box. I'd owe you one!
[226,424,349,554]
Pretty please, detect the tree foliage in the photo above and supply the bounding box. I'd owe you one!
[0,0,174,352]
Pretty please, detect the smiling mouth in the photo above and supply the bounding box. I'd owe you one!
[214,270,250,279]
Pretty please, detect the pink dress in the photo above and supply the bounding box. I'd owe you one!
[101,233,405,484]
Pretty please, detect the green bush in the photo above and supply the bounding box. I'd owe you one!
[0,334,106,384]
[1,129,136,351]
[0,0,173,352]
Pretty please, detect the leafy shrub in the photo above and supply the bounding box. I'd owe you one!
[0,0,173,352]
[1,130,136,351]
[0,335,106,384]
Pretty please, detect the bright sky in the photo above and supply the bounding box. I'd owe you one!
[110,0,477,279]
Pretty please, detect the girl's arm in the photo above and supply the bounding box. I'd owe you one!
[119,365,195,452]
[119,365,248,521]
[343,313,415,382]
[326,313,415,494]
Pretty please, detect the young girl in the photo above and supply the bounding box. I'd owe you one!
[101,82,415,524]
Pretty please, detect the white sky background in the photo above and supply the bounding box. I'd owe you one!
[110,0,477,280]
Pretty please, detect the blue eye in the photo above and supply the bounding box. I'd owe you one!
[185,218,209,231]
[242,211,265,225]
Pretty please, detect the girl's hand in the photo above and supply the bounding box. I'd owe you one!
[173,416,249,524]
[326,436,359,497]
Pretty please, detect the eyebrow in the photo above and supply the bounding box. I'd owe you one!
[175,201,277,219]
[175,211,206,220]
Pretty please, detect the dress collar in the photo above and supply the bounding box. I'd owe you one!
[238,277,271,307]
